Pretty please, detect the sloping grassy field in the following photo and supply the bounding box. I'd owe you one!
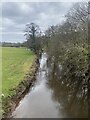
[2,47,36,97]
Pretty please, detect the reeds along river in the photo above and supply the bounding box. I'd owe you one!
[12,53,88,118]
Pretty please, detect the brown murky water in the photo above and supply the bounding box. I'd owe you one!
[12,53,88,118]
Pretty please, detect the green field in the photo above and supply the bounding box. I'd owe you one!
[2,47,36,97]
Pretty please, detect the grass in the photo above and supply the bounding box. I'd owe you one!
[0,47,2,92]
[0,47,2,118]
[2,47,36,97]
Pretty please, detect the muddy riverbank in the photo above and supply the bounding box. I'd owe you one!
[2,56,40,118]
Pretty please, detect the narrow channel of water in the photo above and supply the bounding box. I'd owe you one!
[12,53,88,118]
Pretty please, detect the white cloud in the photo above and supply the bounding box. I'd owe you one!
[20,3,33,13]
[2,18,15,27]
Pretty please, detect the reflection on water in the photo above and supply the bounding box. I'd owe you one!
[12,53,88,118]
[47,78,88,118]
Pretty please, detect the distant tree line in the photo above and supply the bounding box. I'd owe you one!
[1,41,31,47]
[2,42,24,47]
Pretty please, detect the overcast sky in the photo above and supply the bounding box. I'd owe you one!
[0,1,88,43]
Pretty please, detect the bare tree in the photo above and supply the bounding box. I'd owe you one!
[25,23,41,53]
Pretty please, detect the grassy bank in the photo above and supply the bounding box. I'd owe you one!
[2,47,37,117]
[2,47,36,97]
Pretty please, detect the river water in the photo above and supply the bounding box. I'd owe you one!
[12,53,88,118]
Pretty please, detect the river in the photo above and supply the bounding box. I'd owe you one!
[12,53,88,118]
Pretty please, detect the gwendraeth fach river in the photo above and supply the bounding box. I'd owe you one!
[12,53,88,118]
